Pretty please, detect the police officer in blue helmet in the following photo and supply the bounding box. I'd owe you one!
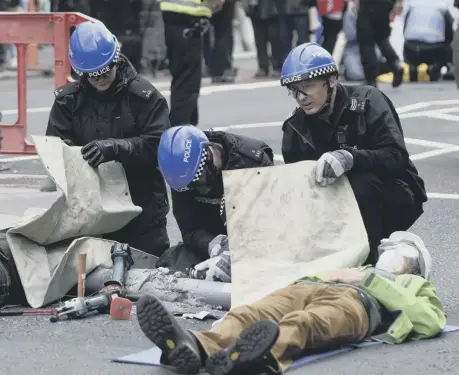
[280,42,427,264]
[45,20,171,257]
[154,125,274,279]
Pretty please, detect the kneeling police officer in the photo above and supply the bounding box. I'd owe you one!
[155,126,274,280]
[45,21,171,257]
[280,42,427,264]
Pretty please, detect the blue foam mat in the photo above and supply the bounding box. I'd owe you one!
[112,325,459,370]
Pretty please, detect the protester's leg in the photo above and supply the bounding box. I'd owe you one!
[137,294,203,374]
[137,284,319,374]
[192,284,320,355]
[271,285,369,372]
[347,169,385,265]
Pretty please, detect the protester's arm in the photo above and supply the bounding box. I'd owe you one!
[359,271,446,339]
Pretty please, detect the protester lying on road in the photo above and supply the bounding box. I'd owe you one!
[135,231,444,375]
[280,42,428,265]
[155,125,274,279]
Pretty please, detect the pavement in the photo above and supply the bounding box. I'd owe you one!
[2,55,459,374]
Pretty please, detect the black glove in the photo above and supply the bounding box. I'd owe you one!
[81,139,132,168]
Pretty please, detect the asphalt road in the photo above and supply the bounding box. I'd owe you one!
[1,66,459,374]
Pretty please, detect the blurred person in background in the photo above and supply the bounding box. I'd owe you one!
[403,1,454,82]
[315,0,347,54]
[276,0,312,66]
[242,0,283,78]
[204,0,238,83]
[90,0,143,72]
[159,0,213,126]
[140,0,168,76]
[342,2,391,81]
[355,0,404,88]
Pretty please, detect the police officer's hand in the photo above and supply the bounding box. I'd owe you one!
[315,150,354,187]
[208,234,229,257]
[81,139,118,168]
[194,251,231,283]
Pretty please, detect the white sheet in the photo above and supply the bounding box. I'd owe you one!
[6,136,142,308]
[223,161,369,308]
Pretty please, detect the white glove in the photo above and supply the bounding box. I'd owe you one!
[194,251,231,283]
[315,150,354,187]
[208,234,229,258]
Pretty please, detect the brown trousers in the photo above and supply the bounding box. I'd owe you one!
[192,284,369,372]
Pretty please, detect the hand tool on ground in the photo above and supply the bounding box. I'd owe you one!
[50,243,135,322]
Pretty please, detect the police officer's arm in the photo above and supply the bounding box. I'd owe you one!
[345,89,410,177]
[47,84,79,145]
[171,191,214,260]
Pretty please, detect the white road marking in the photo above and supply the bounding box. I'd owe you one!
[396,100,459,114]
[425,113,459,122]
[427,193,459,200]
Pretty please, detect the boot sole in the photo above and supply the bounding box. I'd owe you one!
[136,294,201,374]
[205,320,280,375]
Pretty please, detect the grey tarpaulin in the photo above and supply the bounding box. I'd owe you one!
[223,161,370,308]
[5,136,142,308]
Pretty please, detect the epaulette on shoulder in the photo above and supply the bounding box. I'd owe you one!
[286,107,299,121]
[128,77,157,101]
[282,107,298,130]
[53,82,79,99]
[348,96,367,113]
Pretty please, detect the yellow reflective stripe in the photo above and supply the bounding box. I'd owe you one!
[160,0,212,17]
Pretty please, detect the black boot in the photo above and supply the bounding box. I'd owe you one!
[205,320,280,375]
[136,294,203,374]
[392,60,404,88]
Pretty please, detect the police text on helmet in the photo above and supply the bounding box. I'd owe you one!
[282,75,302,85]
[183,139,192,163]
[88,66,111,78]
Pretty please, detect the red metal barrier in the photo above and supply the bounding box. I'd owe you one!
[0,12,93,154]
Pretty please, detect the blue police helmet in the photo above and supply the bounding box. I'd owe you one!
[280,42,338,87]
[158,126,210,190]
[69,20,120,76]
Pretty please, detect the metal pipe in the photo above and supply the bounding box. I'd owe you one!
[85,267,232,310]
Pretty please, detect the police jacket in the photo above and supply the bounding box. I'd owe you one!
[172,131,274,260]
[281,84,427,204]
[46,55,171,220]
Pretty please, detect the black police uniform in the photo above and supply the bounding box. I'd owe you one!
[46,55,171,257]
[156,131,274,271]
[282,84,427,265]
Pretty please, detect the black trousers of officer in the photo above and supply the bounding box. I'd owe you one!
[347,169,423,265]
[356,1,399,83]
[164,17,202,126]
